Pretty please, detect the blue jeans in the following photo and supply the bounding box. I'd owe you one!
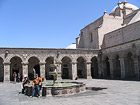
[32,84,40,97]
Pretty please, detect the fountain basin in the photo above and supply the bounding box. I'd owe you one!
[24,82,86,97]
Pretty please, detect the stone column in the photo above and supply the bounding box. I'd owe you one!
[40,62,46,79]
[22,62,28,78]
[56,61,62,81]
[119,57,126,79]
[133,57,140,79]
[97,58,102,78]
[102,60,106,78]
[86,62,92,79]
[109,59,114,79]
[4,62,10,82]
[71,62,77,80]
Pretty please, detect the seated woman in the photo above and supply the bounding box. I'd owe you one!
[22,75,30,94]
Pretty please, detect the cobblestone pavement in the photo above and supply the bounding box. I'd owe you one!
[0,79,140,105]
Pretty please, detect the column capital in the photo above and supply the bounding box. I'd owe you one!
[55,61,62,64]
[119,57,127,61]
[108,59,115,63]
[21,62,29,65]
[133,57,139,60]
[86,61,92,64]
[39,62,46,65]
[3,62,10,65]
[71,62,77,64]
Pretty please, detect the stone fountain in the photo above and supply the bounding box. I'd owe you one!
[24,56,86,97]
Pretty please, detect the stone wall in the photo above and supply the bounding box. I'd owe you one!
[102,20,140,48]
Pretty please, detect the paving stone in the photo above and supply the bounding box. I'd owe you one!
[0,79,140,105]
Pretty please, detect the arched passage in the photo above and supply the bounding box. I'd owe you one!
[0,57,4,82]
[105,57,110,78]
[61,57,72,79]
[28,57,40,80]
[45,57,54,80]
[10,56,22,81]
[126,52,135,78]
[114,55,121,78]
[91,57,98,78]
[77,57,86,78]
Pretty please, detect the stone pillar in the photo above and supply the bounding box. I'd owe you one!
[86,62,92,79]
[133,57,140,79]
[22,62,28,78]
[102,60,106,78]
[97,58,102,78]
[119,57,126,79]
[40,62,46,79]
[4,62,10,82]
[56,61,62,81]
[109,59,114,79]
[71,62,77,80]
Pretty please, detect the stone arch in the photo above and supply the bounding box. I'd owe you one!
[45,57,54,80]
[10,56,23,81]
[114,55,121,78]
[61,56,72,79]
[77,56,87,62]
[5,54,24,63]
[59,55,73,62]
[77,56,86,78]
[126,52,135,78]
[91,57,98,78]
[0,57,4,82]
[28,56,40,80]
[26,55,40,63]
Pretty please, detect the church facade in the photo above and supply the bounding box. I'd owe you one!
[0,1,140,82]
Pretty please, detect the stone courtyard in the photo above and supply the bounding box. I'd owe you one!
[0,79,139,105]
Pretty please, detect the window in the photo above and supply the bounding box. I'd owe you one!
[90,33,93,42]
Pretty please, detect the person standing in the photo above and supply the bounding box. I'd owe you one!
[17,73,21,82]
[30,74,42,98]
[13,72,17,83]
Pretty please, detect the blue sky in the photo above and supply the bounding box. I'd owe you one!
[0,0,139,48]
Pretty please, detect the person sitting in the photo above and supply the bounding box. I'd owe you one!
[22,75,30,94]
[30,74,42,98]
[75,76,79,80]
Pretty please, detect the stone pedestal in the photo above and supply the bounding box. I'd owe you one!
[119,57,126,79]
[4,62,10,82]
[86,62,92,79]
[71,62,77,80]
[22,62,28,78]
[56,62,62,81]
[40,62,46,79]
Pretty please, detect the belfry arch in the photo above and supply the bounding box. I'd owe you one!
[28,57,40,80]
[10,56,22,81]
[61,56,72,79]
[77,57,86,78]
